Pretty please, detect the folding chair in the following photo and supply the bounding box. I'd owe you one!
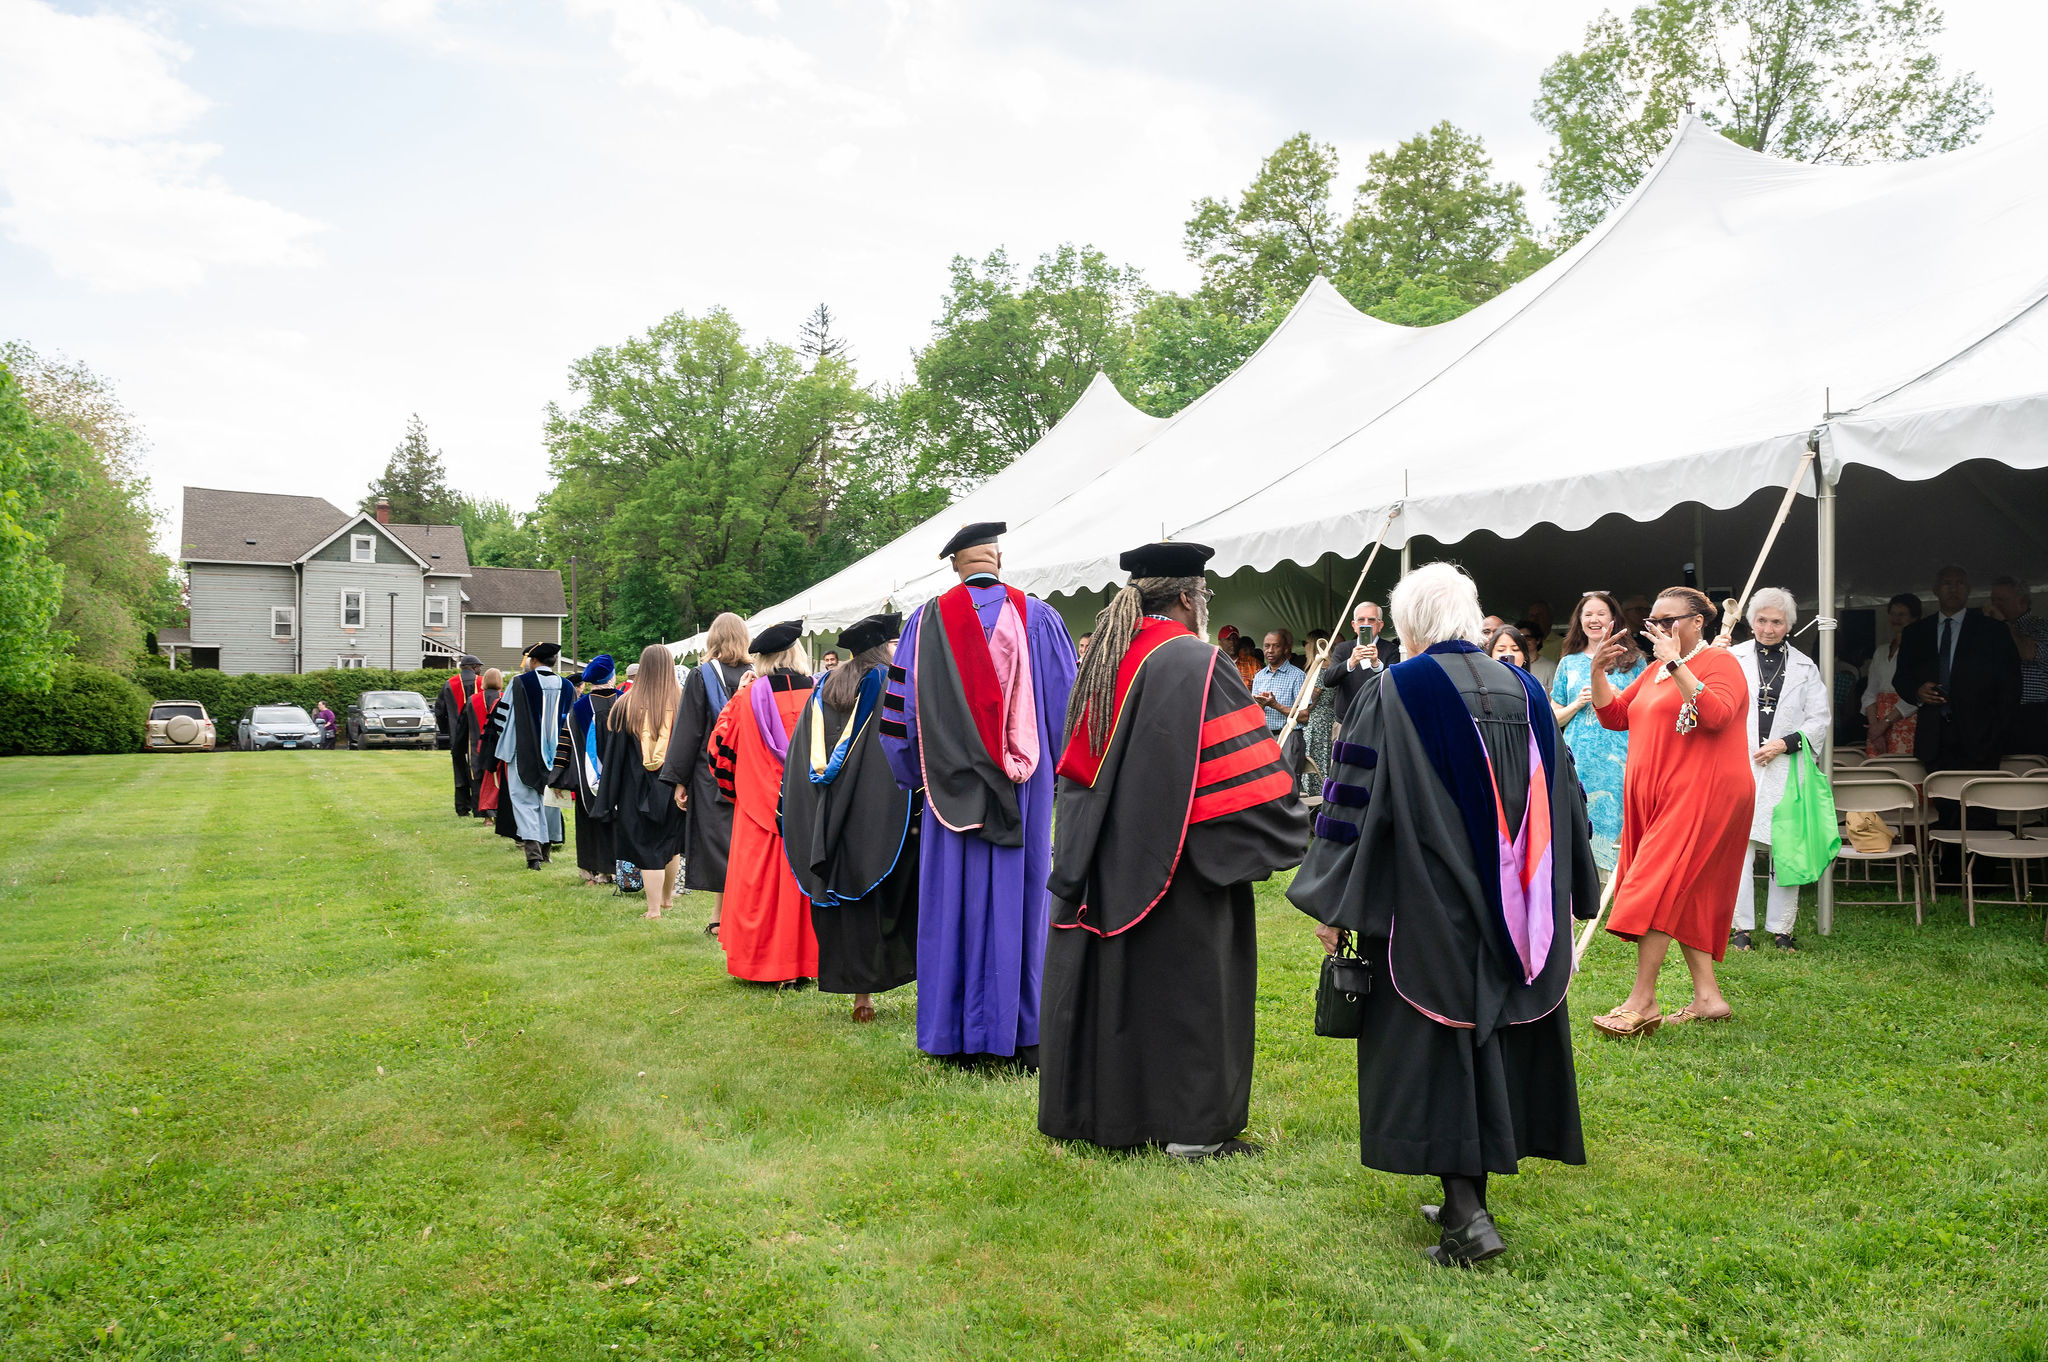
[1831,778,1923,922]
[1864,755,1927,786]
[1834,749,1869,770]
[2000,755,2048,775]
[1924,770,2014,897]
[1956,777,2048,929]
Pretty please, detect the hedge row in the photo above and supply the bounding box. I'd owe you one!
[0,662,153,756]
[131,667,458,717]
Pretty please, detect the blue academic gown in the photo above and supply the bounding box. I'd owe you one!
[496,667,566,844]
[881,582,1077,1058]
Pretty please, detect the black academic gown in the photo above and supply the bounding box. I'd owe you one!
[659,661,748,892]
[477,693,518,842]
[437,673,481,814]
[594,708,688,870]
[780,674,920,995]
[1288,644,1600,1179]
[1038,622,1307,1148]
[569,688,620,875]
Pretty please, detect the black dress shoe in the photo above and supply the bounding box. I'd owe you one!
[523,840,545,870]
[1729,929,1754,951]
[1425,1209,1505,1267]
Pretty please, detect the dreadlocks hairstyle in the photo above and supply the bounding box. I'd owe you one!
[1064,575,1206,757]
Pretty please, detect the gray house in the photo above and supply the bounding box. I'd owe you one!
[166,487,563,675]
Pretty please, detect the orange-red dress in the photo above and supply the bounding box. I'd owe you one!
[710,673,820,983]
[1597,647,1755,960]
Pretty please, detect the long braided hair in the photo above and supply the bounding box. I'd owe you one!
[1064,575,1206,757]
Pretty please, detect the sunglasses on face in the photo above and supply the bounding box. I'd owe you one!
[1644,613,1700,628]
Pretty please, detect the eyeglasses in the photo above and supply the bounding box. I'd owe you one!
[1644,613,1701,627]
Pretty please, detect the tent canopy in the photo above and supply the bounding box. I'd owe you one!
[680,114,2048,653]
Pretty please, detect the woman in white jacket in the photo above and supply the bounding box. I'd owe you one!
[1728,588,1833,951]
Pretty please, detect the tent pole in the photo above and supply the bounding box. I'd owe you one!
[1693,505,1706,586]
[1400,541,1411,578]
[1816,456,1838,936]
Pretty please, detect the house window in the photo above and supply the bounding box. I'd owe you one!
[351,534,375,563]
[340,589,364,628]
[425,596,448,629]
[270,606,295,640]
[500,616,523,649]
[336,655,367,670]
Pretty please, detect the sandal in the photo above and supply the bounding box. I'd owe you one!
[851,1002,876,1024]
[1666,1002,1732,1024]
[1591,1006,1663,1038]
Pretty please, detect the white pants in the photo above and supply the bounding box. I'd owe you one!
[1734,840,1800,934]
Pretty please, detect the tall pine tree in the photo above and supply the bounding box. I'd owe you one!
[360,414,457,524]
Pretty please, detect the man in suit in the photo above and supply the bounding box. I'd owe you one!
[1891,566,2021,774]
[1321,599,1401,733]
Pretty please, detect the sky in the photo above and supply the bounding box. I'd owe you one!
[4,0,2044,551]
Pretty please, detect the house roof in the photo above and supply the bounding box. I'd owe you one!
[181,487,350,564]
[387,522,470,572]
[464,565,567,616]
[179,486,471,570]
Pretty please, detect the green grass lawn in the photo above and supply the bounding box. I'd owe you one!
[2,753,2045,1360]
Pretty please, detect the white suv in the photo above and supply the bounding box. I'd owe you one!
[146,701,217,752]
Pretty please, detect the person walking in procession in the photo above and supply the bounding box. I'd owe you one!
[466,668,503,822]
[782,613,921,1023]
[1038,542,1305,1159]
[1288,563,1601,1267]
[597,645,688,918]
[496,641,571,869]
[880,523,1078,1067]
[661,613,752,937]
[436,655,485,816]
[566,655,621,886]
[709,621,820,983]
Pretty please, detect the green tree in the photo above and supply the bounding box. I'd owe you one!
[0,361,71,691]
[361,414,459,524]
[905,244,1148,487]
[1184,133,1348,323]
[542,308,865,652]
[451,495,544,569]
[1344,121,1551,308]
[2,343,180,671]
[1536,0,1992,240]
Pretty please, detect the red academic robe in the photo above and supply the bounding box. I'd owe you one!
[710,672,820,983]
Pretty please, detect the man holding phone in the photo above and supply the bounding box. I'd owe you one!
[1322,600,1402,732]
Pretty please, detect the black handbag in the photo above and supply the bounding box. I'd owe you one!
[1314,930,1373,1038]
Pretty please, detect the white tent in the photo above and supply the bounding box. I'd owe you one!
[959,114,2048,598]
[665,371,1166,655]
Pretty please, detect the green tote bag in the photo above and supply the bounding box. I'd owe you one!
[1770,747,1842,886]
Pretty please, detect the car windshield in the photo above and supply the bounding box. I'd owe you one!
[361,691,427,709]
[255,706,312,724]
[151,703,204,720]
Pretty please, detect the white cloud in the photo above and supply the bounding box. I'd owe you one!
[0,0,322,290]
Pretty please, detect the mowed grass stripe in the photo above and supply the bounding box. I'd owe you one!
[0,754,2043,1360]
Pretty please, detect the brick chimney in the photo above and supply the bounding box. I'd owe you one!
[374,497,391,524]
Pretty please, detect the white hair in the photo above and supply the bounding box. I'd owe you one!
[1389,562,1487,654]
[1747,587,1799,628]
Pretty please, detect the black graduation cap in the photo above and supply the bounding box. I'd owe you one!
[525,641,562,663]
[838,612,902,655]
[1118,541,1214,578]
[938,521,1005,558]
[749,619,804,655]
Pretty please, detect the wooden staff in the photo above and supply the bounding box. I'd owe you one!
[1573,873,1619,969]
[1716,447,1818,645]
[1276,506,1403,749]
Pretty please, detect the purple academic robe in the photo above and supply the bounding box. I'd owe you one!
[883,582,1078,1058]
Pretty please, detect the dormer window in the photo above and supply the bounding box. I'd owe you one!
[351,534,375,563]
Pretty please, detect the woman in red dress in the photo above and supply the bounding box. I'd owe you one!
[708,621,820,985]
[1587,587,1754,1036]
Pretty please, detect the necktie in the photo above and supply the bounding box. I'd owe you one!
[1939,617,1955,714]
